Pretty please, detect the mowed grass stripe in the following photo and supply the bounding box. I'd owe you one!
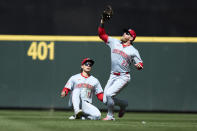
[0,115,51,131]
[0,110,197,131]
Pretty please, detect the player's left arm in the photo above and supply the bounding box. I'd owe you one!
[132,50,143,70]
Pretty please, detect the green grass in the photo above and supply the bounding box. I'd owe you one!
[0,110,197,131]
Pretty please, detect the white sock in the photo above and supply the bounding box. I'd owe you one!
[106,96,114,117]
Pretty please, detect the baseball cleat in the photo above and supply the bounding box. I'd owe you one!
[81,116,86,120]
[102,116,115,121]
[68,115,75,120]
[118,109,126,118]
[68,115,86,120]
[75,109,83,119]
[118,102,128,118]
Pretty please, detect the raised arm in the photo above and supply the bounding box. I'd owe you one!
[98,19,108,43]
[98,5,113,43]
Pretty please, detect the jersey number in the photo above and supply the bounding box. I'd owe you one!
[121,60,128,67]
[86,89,92,98]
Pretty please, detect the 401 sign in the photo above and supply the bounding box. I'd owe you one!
[27,41,54,60]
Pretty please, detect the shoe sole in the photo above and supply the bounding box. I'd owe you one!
[102,117,115,121]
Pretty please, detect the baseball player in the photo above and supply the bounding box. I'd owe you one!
[61,58,104,120]
[98,6,143,120]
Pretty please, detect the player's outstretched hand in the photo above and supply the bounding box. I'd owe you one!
[61,91,66,98]
[101,5,113,22]
[135,63,143,70]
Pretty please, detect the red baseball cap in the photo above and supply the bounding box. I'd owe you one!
[124,29,136,41]
[81,58,94,65]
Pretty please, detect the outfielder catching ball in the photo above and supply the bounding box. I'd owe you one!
[98,5,143,120]
[61,58,104,120]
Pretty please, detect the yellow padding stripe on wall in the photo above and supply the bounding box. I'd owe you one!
[0,35,197,43]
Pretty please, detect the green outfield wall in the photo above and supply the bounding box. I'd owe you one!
[0,36,197,112]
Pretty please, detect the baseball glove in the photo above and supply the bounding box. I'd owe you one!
[101,5,113,22]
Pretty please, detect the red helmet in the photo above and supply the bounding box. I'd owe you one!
[81,58,94,65]
[124,29,136,41]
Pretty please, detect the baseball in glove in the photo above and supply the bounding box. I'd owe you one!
[101,5,113,22]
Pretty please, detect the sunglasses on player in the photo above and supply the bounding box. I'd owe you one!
[125,32,131,36]
[84,62,93,67]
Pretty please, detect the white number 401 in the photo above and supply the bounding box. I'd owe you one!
[27,41,54,60]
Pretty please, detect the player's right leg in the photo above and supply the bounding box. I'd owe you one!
[103,74,130,120]
[72,88,83,119]
[103,75,115,104]
[103,95,116,121]
[103,74,116,120]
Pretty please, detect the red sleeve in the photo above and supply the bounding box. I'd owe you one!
[96,92,104,102]
[61,87,71,96]
[98,27,108,43]
[139,62,143,67]
[138,62,143,70]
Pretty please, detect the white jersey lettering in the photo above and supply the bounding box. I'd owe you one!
[107,37,143,72]
[64,73,103,103]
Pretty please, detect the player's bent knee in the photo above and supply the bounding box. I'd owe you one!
[88,114,101,120]
[92,111,101,120]
[103,93,113,104]
[105,92,112,98]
